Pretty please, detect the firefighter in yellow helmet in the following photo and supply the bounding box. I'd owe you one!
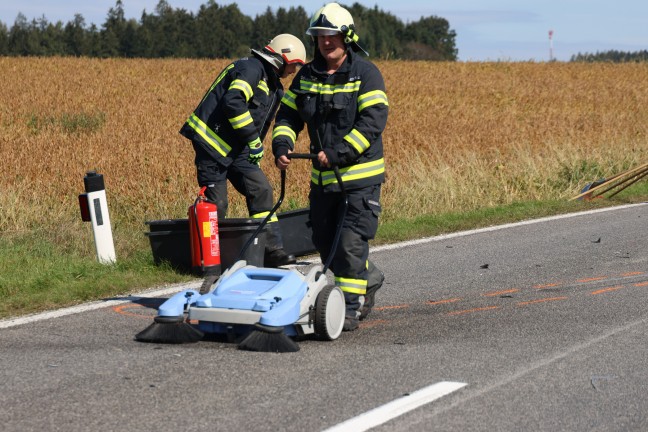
[272,3,389,330]
[180,34,307,267]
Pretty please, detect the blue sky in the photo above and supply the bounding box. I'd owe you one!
[0,1,646,61]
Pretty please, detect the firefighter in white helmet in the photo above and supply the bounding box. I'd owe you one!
[180,34,307,267]
[272,3,389,330]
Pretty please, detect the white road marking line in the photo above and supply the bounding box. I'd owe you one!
[306,203,648,268]
[371,202,647,253]
[307,203,648,264]
[0,281,201,329]
[321,381,467,432]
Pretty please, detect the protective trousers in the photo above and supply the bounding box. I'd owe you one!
[309,184,384,318]
[193,142,285,253]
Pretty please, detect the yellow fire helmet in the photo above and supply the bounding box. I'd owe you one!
[306,2,367,55]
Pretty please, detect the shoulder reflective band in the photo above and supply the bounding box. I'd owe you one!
[229,79,254,101]
[187,113,232,157]
[358,90,389,112]
[201,63,235,103]
[257,80,269,95]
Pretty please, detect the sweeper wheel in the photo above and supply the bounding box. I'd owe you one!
[314,284,346,340]
[199,274,219,294]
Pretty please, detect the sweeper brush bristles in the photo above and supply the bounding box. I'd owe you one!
[135,316,204,344]
[238,323,300,352]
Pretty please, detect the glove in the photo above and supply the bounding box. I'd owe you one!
[248,139,263,165]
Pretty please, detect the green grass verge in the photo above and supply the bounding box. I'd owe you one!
[0,241,192,319]
[1,192,646,319]
[377,198,622,244]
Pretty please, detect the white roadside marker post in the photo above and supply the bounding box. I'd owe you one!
[78,171,116,264]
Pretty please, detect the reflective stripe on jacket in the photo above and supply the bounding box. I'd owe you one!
[272,49,388,191]
[180,56,282,165]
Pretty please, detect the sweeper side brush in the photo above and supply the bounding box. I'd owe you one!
[135,291,204,344]
[135,315,204,344]
[135,154,347,352]
[238,323,300,352]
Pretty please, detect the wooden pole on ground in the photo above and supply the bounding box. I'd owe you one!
[570,162,648,201]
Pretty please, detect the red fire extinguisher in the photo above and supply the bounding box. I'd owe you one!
[188,187,221,276]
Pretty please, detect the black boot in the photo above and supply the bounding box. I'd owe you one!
[264,249,296,267]
[343,315,359,331]
[343,294,361,331]
[359,261,384,320]
[263,222,295,267]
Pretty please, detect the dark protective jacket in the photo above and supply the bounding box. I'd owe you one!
[272,49,389,192]
[180,55,283,167]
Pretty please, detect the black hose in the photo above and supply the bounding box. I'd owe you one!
[322,165,347,276]
[287,152,347,277]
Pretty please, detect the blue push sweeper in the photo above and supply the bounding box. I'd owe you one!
[135,155,347,352]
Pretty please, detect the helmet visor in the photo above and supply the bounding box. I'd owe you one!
[306,28,340,37]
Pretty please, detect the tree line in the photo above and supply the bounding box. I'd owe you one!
[0,0,458,61]
[570,50,648,63]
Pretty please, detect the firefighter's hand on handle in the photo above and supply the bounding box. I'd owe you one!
[247,139,264,165]
[277,152,321,170]
[317,151,330,168]
[276,150,292,170]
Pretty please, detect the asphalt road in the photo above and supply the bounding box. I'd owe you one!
[1,203,646,432]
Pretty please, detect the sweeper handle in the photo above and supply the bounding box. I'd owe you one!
[234,153,317,264]
[234,169,288,263]
[235,152,345,274]
[286,153,317,160]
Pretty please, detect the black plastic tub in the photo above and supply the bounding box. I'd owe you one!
[218,219,266,269]
[145,219,191,273]
[277,208,316,257]
[145,218,266,274]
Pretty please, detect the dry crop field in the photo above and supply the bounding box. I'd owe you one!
[1,57,647,258]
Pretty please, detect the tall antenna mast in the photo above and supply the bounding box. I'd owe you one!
[548,29,554,61]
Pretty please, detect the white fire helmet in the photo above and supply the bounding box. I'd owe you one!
[265,34,307,67]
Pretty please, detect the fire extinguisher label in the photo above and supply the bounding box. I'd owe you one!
[202,221,211,237]
[209,211,219,257]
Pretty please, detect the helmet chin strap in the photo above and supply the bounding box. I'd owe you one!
[341,25,369,56]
